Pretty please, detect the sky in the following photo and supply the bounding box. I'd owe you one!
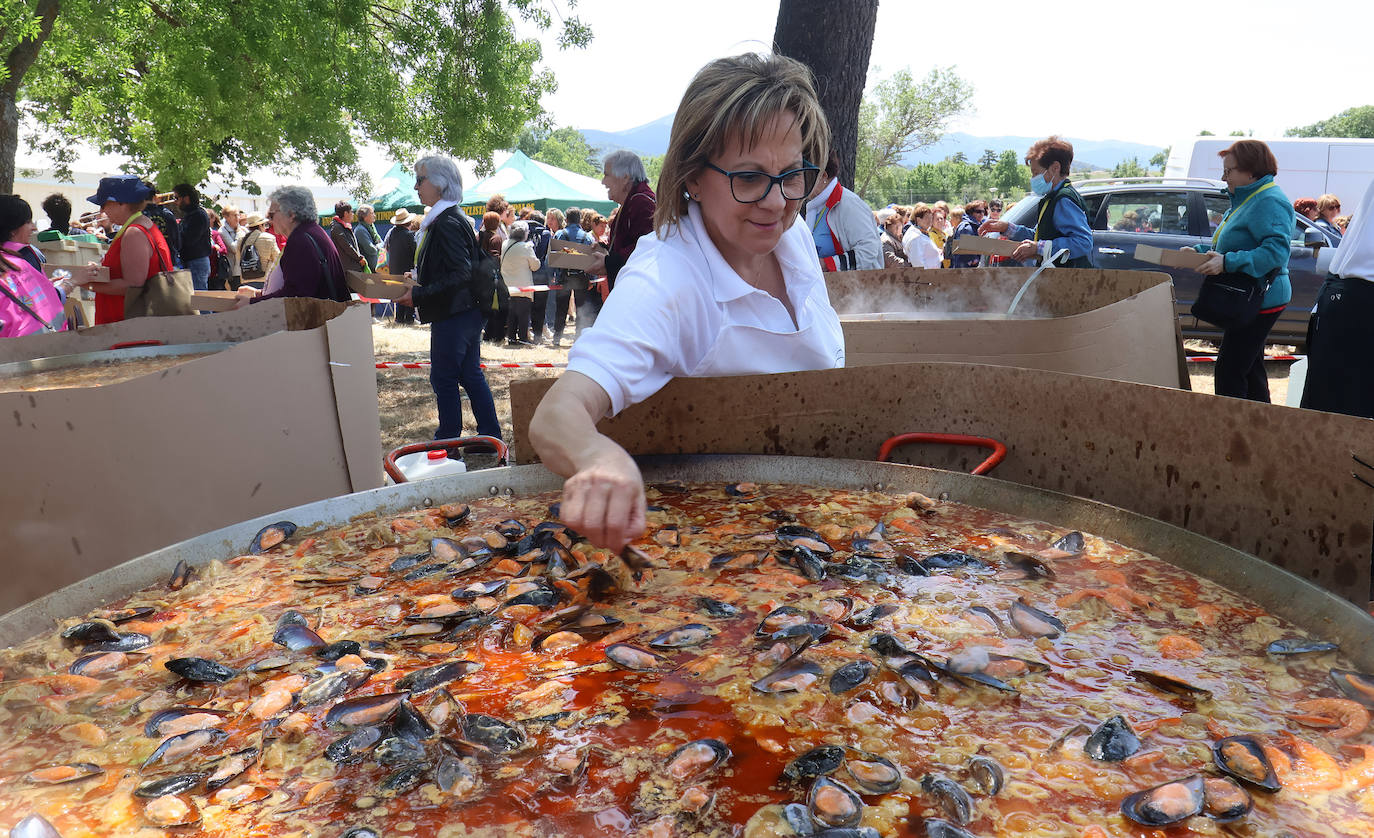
[17,0,1374,187]
[533,0,1374,146]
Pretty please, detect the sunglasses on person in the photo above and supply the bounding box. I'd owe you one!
[705,162,821,204]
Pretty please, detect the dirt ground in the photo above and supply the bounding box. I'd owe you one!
[373,326,1299,462]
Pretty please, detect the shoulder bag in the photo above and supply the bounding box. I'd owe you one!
[1190,182,1278,331]
[123,224,195,318]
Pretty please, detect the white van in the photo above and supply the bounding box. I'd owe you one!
[1165,137,1374,206]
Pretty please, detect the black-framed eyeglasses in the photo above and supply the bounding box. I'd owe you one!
[704,162,820,204]
[413,175,427,189]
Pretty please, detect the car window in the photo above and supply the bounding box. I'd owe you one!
[1084,194,1105,227]
[1203,193,1230,236]
[1102,191,1190,235]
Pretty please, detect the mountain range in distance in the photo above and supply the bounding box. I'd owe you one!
[578,115,1167,170]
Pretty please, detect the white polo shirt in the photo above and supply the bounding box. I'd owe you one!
[568,201,846,416]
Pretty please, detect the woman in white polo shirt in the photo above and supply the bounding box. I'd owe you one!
[529,52,845,550]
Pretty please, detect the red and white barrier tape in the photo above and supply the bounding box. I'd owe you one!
[1186,355,1303,364]
[377,361,567,370]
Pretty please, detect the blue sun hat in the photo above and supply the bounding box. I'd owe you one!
[87,174,155,206]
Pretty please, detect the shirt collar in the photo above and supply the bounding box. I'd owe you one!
[683,201,818,308]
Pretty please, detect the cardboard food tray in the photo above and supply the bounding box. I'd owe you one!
[190,290,243,312]
[951,236,1023,257]
[346,271,416,300]
[0,300,383,612]
[44,263,109,283]
[36,239,105,268]
[1135,243,1211,270]
[547,238,601,271]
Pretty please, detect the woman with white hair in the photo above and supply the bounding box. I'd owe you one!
[394,156,502,442]
[598,149,656,292]
[235,185,349,305]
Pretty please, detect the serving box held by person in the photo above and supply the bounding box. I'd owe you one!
[978,136,1093,267]
[530,52,845,551]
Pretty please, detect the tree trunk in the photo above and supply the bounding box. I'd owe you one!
[773,0,878,190]
[1,0,63,193]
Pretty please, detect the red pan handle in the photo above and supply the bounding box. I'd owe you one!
[108,340,163,350]
[384,436,509,483]
[876,433,1007,476]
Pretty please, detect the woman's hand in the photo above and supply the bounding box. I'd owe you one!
[978,220,1010,235]
[231,287,257,310]
[78,261,102,286]
[559,440,647,551]
[1197,252,1227,276]
[394,288,414,307]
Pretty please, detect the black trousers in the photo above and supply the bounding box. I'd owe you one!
[575,287,602,332]
[530,291,548,340]
[483,303,507,342]
[505,297,532,343]
[552,289,573,340]
[394,304,416,324]
[1301,276,1374,418]
[1215,307,1283,402]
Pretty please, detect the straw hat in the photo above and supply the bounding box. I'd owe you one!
[391,208,413,226]
[244,212,267,228]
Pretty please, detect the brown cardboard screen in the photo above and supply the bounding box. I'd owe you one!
[1135,244,1211,269]
[0,300,382,613]
[511,365,1373,605]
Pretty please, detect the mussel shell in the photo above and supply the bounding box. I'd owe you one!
[753,658,823,694]
[325,726,385,764]
[1084,714,1140,762]
[845,605,897,628]
[829,660,876,694]
[142,728,229,770]
[819,596,855,620]
[967,755,1003,795]
[921,773,972,824]
[462,714,525,754]
[144,706,230,738]
[396,661,481,694]
[924,818,977,838]
[807,776,863,828]
[813,830,881,838]
[313,640,362,662]
[605,643,671,671]
[648,623,716,649]
[786,545,829,581]
[771,623,829,644]
[1266,637,1339,656]
[341,829,383,838]
[249,521,297,554]
[434,750,479,794]
[849,537,897,559]
[921,551,987,572]
[709,551,769,570]
[375,736,427,765]
[83,631,152,654]
[756,606,811,637]
[25,763,105,785]
[782,745,846,782]
[1129,669,1213,701]
[10,815,63,838]
[776,525,834,556]
[503,587,560,609]
[205,747,259,792]
[403,563,451,581]
[1330,669,1374,707]
[164,657,237,684]
[1003,551,1056,579]
[1120,774,1205,826]
[379,763,428,796]
[1009,599,1065,639]
[896,555,930,576]
[299,667,373,706]
[781,802,816,835]
[325,692,405,728]
[167,559,194,590]
[60,619,120,646]
[1202,776,1253,821]
[1052,531,1085,554]
[392,699,437,743]
[97,605,156,624]
[844,753,902,794]
[453,579,508,600]
[867,633,910,658]
[134,772,208,798]
[389,552,430,572]
[69,651,127,675]
[665,738,731,780]
[1211,735,1280,792]
[962,605,1006,635]
[272,623,325,652]
[495,519,527,539]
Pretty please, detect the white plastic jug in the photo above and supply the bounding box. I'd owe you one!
[393,449,467,483]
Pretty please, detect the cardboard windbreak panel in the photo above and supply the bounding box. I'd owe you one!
[510,365,1374,605]
[0,302,382,614]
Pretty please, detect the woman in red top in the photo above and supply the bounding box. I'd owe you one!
[79,175,174,324]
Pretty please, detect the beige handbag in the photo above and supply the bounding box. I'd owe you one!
[123,229,194,318]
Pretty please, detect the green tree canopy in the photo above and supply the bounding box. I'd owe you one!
[1112,157,1147,178]
[854,66,973,198]
[1287,105,1374,138]
[2,0,591,192]
[517,126,600,177]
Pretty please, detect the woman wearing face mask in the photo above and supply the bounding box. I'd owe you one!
[978,136,1093,267]
[900,203,943,269]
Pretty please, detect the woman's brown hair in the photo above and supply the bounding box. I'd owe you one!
[1217,140,1278,178]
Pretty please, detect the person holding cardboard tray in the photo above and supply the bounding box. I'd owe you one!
[1187,140,1293,402]
[233,186,350,306]
[530,53,845,550]
[977,136,1093,268]
[78,175,176,325]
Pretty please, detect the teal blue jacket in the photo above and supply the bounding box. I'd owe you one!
[1194,175,1293,309]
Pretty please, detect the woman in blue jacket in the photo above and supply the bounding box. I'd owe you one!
[1192,140,1294,402]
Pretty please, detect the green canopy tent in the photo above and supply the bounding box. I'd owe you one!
[461,151,616,220]
[367,162,424,222]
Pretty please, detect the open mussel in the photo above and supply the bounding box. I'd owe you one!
[388,552,429,573]
[666,739,730,780]
[10,815,63,838]
[379,764,428,797]
[1330,669,1374,707]
[341,829,383,838]
[962,606,1005,635]
[69,651,128,676]
[396,661,481,694]
[1009,598,1065,639]
[326,726,385,764]
[134,772,207,798]
[299,667,373,707]
[649,623,716,649]
[97,605,156,624]
[1130,669,1213,702]
[1120,774,1205,827]
[1202,776,1253,821]
[756,606,812,637]
[1084,714,1140,762]
[776,525,834,556]
[923,819,977,838]
[605,643,671,672]
[780,802,815,835]
[695,596,741,618]
[782,745,846,782]
[462,714,525,754]
[844,752,901,794]
[778,544,828,581]
[144,707,229,738]
[921,773,972,824]
[25,763,105,785]
[1002,551,1056,579]
[164,657,237,684]
[1051,531,1085,554]
[326,692,405,728]
[807,776,863,829]
[710,550,769,570]
[142,795,203,828]
[273,622,325,652]
[60,619,120,646]
[392,699,436,742]
[753,658,823,694]
[1266,637,1339,656]
[966,754,1003,795]
[1211,735,1280,792]
[316,640,362,662]
[375,736,426,765]
[845,604,896,629]
[453,579,508,600]
[829,659,876,694]
[249,521,297,554]
[142,728,228,770]
[205,747,259,792]
[920,551,988,572]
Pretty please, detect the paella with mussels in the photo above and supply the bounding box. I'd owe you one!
[1,481,1372,837]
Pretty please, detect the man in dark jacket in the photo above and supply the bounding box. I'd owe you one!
[598,149,657,292]
[393,156,502,443]
[174,183,212,290]
[142,181,182,267]
[329,201,368,273]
